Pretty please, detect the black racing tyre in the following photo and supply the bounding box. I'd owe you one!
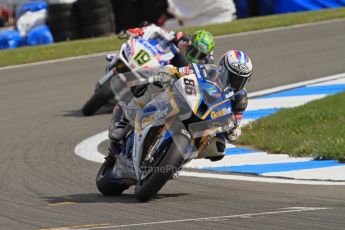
[82,82,113,116]
[53,30,80,42]
[77,0,111,11]
[80,15,111,27]
[47,11,74,21]
[47,20,79,32]
[141,0,168,23]
[80,6,115,29]
[47,3,80,41]
[111,0,142,33]
[134,134,188,202]
[80,7,113,25]
[47,3,75,14]
[47,3,79,25]
[81,23,112,38]
[47,13,79,26]
[96,159,130,196]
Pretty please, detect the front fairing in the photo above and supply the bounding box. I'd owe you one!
[173,74,233,121]
[172,74,235,140]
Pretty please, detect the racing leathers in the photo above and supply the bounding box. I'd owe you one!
[108,64,248,160]
[105,24,213,74]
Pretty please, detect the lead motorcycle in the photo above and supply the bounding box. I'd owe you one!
[81,26,184,116]
[96,68,236,202]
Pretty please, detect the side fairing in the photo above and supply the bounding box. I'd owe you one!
[132,123,153,179]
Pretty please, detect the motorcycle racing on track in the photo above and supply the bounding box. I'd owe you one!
[95,47,253,202]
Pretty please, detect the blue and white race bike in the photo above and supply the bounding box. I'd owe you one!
[96,67,235,202]
[82,25,186,116]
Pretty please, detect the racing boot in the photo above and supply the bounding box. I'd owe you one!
[107,104,130,161]
[105,140,122,162]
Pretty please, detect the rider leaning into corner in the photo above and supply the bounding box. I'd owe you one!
[107,50,253,162]
[104,22,216,73]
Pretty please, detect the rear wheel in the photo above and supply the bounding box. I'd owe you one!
[96,158,130,196]
[134,134,189,202]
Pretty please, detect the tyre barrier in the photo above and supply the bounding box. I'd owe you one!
[46,3,80,41]
[46,0,168,42]
[111,0,142,33]
[111,0,168,33]
[141,0,168,26]
[77,0,115,38]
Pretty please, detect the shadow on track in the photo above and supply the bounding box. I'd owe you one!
[62,104,114,117]
[43,192,189,204]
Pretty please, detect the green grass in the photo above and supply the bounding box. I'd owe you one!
[1,7,345,67]
[238,92,345,162]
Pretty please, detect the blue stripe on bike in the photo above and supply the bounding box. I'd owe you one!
[225,148,257,155]
[203,160,340,174]
[259,84,345,99]
[243,108,279,119]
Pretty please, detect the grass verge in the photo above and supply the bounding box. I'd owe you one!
[238,92,345,162]
[1,8,345,67]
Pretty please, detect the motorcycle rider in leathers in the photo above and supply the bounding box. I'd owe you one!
[107,50,253,161]
[104,23,215,74]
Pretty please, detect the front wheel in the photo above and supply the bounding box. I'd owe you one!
[82,82,113,116]
[134,134,189,202]
[96,158,130,196]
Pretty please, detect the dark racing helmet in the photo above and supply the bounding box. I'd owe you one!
[218,50,253,92]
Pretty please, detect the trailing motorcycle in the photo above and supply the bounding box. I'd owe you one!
[81,26,181,116]
[96,68,235,202]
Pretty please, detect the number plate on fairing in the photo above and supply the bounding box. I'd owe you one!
[174,74,200,113]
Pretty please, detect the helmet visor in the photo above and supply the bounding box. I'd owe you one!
[219,64,250,91]
[229,72,250,91]
[186,46,207,63]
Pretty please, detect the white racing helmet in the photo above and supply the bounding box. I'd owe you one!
[218,50,253,91]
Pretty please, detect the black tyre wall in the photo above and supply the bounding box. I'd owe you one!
[141,0,168,24]
[47,3,81,42]
[77,0,115,38]
[111,0,142,33]
[111,0,168,34]
[47,0,168,41]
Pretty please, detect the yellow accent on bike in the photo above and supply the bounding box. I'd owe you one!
[201,99,231,120]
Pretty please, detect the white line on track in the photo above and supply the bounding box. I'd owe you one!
[1,18,344,71]
[75,130,107,164]
[74,130,345,185]
[180,172,345,186]
[68,207,329,230]
[0,52,109,71]
[248,72,345,98]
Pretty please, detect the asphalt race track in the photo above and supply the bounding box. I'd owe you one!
[1,20,345,229]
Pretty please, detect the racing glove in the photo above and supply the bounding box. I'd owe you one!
[152,71,175,89]
[174,32,190,54]
[226,113,243,142]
